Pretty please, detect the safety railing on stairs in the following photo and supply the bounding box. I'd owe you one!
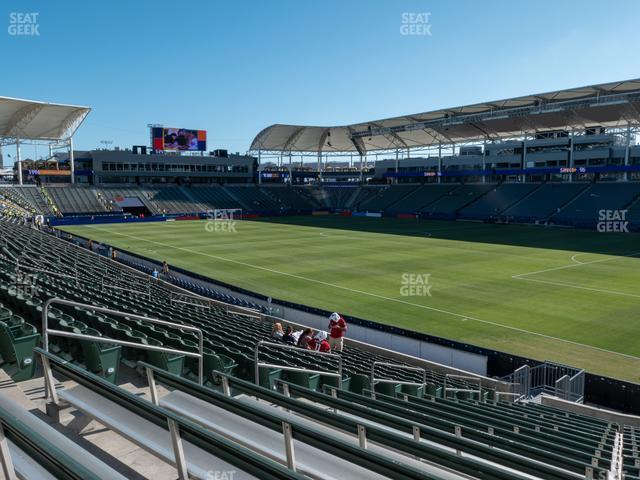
[41,298,205,392]
[370,362,426,389]
[254,340,343,387]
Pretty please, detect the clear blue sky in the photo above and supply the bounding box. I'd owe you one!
[2,0,640,159]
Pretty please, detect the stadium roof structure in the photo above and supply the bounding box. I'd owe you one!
[250,78,640,155]
[0,96,90,143]
[0,96,91,184]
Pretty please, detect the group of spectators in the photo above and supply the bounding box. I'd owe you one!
[271,312,348,353]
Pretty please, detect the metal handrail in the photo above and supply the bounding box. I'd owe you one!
[254,341,342,387]
[170,290,261,319]
[13,264,79,283]
[42,297,204,384]
[51,229,261,317]
[371,361,426,388]
[102,281,151,301]
[494,391,522,402]
[50,229,265,321]
[444,374,482,399]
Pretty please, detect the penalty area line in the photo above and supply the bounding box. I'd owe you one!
[513,251,640,278]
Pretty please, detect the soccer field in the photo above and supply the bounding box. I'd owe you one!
[62,216,640,382]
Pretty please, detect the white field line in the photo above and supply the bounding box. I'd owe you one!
[512,251,640,278]
[84,225,640,361]
[570,253,586,264]
[319,232,364,241]
[513,251,640,299]
[513,276,640,299]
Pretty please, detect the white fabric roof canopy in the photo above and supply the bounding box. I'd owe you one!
[0,96,90,141]
[251,78,640,153]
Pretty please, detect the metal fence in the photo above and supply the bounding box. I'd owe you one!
[502,361,585,403]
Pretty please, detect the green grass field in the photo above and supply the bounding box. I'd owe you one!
[62,216,640,382]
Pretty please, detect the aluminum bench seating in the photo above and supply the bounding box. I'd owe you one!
[161,390,392,480]
[38,348,305,480]
[341,388,612,472]
[275,379,604,480]
[145,362,461,480]
[386,391,614,455]
[0,393,128,480]
[170,365,565,480]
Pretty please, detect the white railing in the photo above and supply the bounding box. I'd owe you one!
[370,362,426,389]
[41,298,205,391]
[444,374,482,400]
[254,340,342,387]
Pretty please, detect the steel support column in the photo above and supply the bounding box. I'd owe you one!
[438,143,442,184]
[16,137,22,185]
[624,124,631,181]
[395,149,399,184]
[69,137,75,184]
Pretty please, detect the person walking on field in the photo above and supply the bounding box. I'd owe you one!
[328,312,347,352]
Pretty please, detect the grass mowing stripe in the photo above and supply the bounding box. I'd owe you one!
[62,217,640,381]
[83,224,640,362]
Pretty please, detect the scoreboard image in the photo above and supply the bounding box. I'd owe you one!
[151,127,207,152]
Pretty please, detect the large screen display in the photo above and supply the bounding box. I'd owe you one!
[151,127,207,151]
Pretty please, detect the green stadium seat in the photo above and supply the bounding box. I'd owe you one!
[348,373,370,394]
[144,336,185,376]
[285,370,320,390]
[0,320,40,381]
[401,383,424,398]
[202,348,237,384]
[374,381,402,397]
[259,367,283,390]
[78,327,121,383]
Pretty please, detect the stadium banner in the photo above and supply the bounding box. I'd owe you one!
[151,126,207,151]
[383,164,640,179]
[27,169,71,176]
[396,213,417,219]
[312,210,330,215]
[365,212,382,218]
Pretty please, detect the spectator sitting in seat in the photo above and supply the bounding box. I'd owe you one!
[290,329,303,344]
[282,326,296,343]
[297,328,314,349]
[271,322,284,340]
[309,330,331,353]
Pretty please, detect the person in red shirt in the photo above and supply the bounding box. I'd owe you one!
[327,312,347,352]
[308,331,331,353]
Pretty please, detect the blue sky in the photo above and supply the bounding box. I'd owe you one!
[2,0,640,159]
